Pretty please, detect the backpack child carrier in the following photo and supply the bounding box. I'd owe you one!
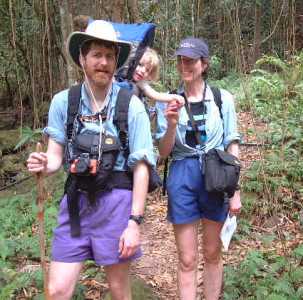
[111,22,156,81]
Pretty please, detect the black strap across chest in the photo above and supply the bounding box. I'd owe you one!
[183,84,223,148]
[65,84,133,237]
[67,84,133,148]
[162,85,222,195]
[211,86,223,120]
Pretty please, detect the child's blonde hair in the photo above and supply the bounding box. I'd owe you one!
[141,47,160,81]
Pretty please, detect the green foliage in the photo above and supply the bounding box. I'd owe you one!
[73,284,87,299]
[209,55,224,79]
[0,268,32,300]
[0,171,65,298]
[293,244,303,258]
[14,127,42,150]
[239,53,303,216]
[224,247,303,299]
[0,195,41,260]
[223,54,303,299]
[210,72,243,96]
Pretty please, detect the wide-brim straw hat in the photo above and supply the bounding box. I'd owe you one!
[67,20,131,69]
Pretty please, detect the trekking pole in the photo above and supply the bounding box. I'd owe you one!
[35,142,51,299]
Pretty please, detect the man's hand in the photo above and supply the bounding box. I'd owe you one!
[27,152,48,174]
[119,220,140,259]
[229,190,241,215]
[26,138,64,176]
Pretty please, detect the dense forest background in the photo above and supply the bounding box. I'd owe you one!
[1,1,303,299]
[0,0,302,128]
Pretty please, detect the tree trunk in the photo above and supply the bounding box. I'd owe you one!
[58,0,75,86]
[112,0,125,22]
[127,0,142,23]
[191,0,195,36]
[295,0,303,50]
[286,0,296,56]
[252,1,261,65]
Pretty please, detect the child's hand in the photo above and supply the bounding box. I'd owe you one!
[169,94,185,106]
[166,99,183,113]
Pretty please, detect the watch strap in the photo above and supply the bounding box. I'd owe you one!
[129,214,144,225]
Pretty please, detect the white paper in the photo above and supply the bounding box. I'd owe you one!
[220,214,237,251]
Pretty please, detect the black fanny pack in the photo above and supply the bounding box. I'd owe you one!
[69,132,161,193]
[204,149,241,198]
[70,132,120,191]
[65,132,121,237]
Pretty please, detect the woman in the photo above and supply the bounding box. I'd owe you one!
[156,37,241,300]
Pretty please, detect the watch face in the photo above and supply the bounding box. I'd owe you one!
[137,216,144,224]
[129,215,144,225]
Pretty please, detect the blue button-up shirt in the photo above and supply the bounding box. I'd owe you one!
[155,84,240,160]
[44,82,156,170]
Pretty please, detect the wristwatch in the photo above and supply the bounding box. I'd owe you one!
[129,214,144,225]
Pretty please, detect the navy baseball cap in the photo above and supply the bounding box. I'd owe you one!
[175,37,209,59]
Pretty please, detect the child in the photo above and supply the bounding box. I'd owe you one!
[130,47,184,105]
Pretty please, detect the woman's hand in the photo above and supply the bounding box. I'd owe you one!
[229,190,241,215]
[165,100,183,127]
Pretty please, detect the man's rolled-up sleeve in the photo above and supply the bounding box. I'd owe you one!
[127,97,156,169]
[43,91,67,145]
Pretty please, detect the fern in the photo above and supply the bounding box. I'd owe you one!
[14,126,42,150]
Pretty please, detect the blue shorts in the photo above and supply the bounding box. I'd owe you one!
[51,189,142,266]
[167,158,228,224]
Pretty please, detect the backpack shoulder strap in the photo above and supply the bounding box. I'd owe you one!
[67,84,82,139]
[210,86,223,120]
[113,87,133,150]
[210,85,227,143]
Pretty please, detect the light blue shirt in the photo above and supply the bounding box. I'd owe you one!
[155,84,240,160]
[44,82,156,170]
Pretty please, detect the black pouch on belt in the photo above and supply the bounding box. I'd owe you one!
[66,132,121,237]
[204,148,241,198]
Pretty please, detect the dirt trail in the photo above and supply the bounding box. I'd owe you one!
[128,111,265,299]
[16,111,300,300]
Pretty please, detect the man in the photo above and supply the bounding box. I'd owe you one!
[27,20,155,300]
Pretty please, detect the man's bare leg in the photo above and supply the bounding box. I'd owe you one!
[48,261,83,300]
[104,261,132,300]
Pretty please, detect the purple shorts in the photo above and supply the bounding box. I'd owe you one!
[51,188,142,266]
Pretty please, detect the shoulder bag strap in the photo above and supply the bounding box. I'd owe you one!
[210,86,225,141]
[210,86,223,120]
